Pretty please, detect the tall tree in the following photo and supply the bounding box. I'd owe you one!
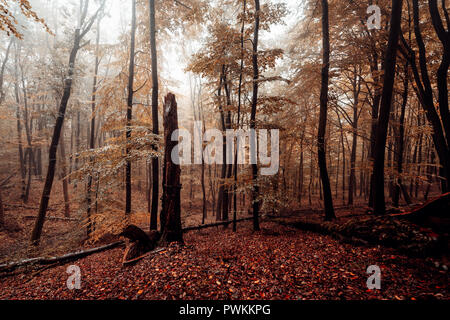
[149,0,159,230]
[368,46,383,208]
[86,12,103,235]
[427,0,449,191]
[13,43,26,200]
[0,38,13,104]
[126,0,137,216]
[251,0,261,231]
[400,0,449,193]
[318,0,336,221]
[216,66,232,223]
[393,62,412,207]
[31,0,106,245]
[20,61,33,204]
[233,0,247,232]
[0,39,14,221]
[429,0,449,159]
[59,126,71,218]
[373,0,404,215]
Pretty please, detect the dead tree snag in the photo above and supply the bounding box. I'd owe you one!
[160,93,183,244]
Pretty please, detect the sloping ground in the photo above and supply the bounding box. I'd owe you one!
[274,194,450,257]
[0,221,448,300]
[276,215,446,256]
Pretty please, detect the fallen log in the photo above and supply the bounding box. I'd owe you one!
[39,241,124,265]
[182,217,257,232]
[23,216,80,222]
[1,217,268,274]
[272,214,445,256]
[282,205,369,217]
[5,204,56,211]
[0,172,17,188]
[391,192,450,233]
[0,241,124,274]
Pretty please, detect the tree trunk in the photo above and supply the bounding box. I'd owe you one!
[216,70,226,221]
[373,0,403,215]
[233,0,246,232]
[23,149,32,204]
[31,30,81,245]
[14,80,26,200]
[74,110,81,189]
[0,41,13,221]
[348,123,357,206]
[160,93,183,244]
[250,0,261,231]
[20,65,33,204]
[36,105,43,179]
[393,62,412,207]
[125,0,137,216]
[13,46,26,200]
[198,90,208,225]
[31,0,105,245]
[201,159,207,225]
[222,73,233,224]
[428,0,449,156]
[299,137,304,205]
[0,42,13,220]
[149,0,160,231]
[368,54,382,208]
[337,113,347,204]
[348,73,360,206]
[59,127,71,218]
[318,0,336,221]
[359,139,365,198]
[415,112,424,198]
[401,0,450,192]
[0,38,13,104]
[209,162,217,219]
[86,16,102,235]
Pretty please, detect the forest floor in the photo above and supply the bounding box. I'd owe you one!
[1,179,448,300]
[1,220,448,300]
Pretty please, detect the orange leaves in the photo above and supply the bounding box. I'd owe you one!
[0,0,52,39]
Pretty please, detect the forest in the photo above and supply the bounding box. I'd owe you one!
[0,0,448,302]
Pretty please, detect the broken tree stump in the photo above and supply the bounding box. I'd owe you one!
[160,93,183,244]
[120,225,161,264]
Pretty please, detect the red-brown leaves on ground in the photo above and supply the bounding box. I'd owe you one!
[0,221,448,300]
